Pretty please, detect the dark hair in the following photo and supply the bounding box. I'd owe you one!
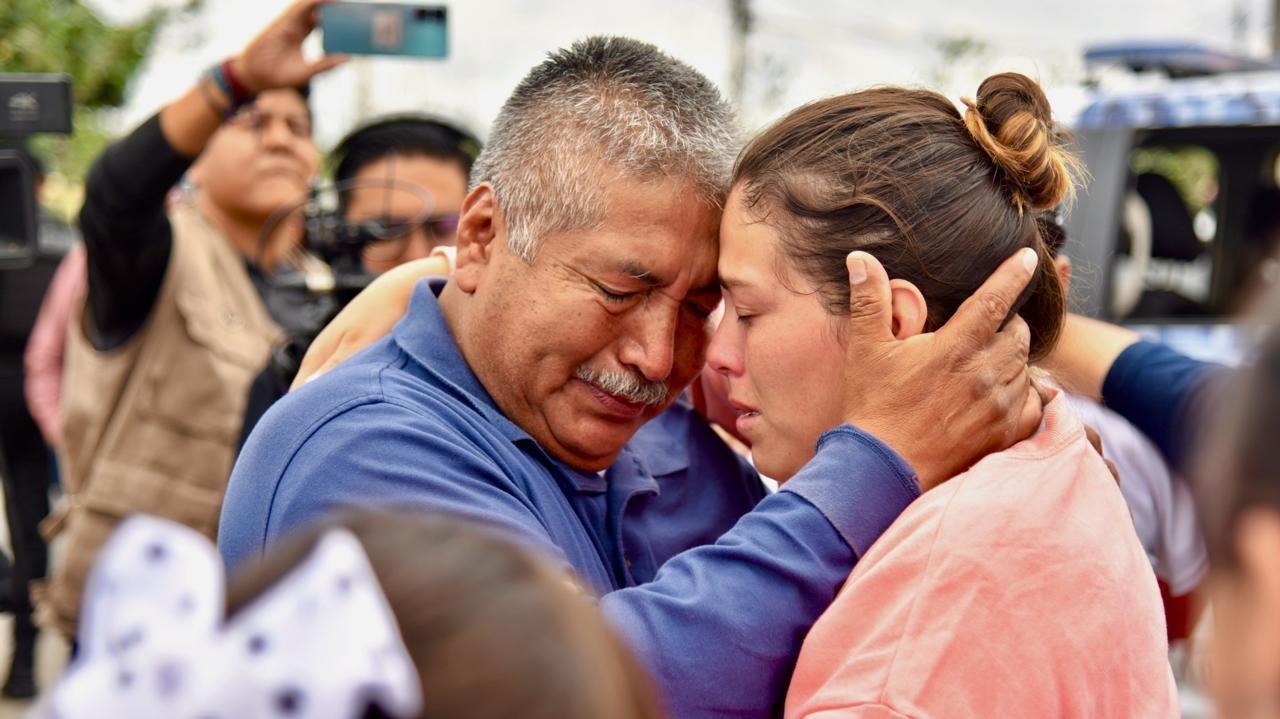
[252,83,313,119]
[1195,287,1280,569]
[227,511,661,719]
[733,73,1081,361]
[333,115,481,189]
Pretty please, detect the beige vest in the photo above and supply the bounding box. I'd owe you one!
[39,206,283,636]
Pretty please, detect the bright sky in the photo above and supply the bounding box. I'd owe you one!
[83,0,1277,146]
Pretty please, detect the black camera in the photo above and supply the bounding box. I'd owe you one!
[254,178,437,388]
[0,74,73,269]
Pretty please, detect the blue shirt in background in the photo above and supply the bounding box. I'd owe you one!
[221,279,920,718]
[1103,339,1224,474]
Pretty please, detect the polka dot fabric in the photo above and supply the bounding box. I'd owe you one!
[33,515,422,719]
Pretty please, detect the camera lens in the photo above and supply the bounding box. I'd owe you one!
[414,7,444,21]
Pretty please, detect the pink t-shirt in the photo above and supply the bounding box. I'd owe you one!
[786,395,1177,719]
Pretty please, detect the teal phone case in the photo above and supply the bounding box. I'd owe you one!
[321,3,448,58]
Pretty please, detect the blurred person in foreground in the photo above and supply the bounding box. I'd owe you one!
[223,35,1053,717]
[1193,283,1280,719]
[240,115,479,444]
[0,147,77,697]
[42,0,346,637]
[36,511,660,719]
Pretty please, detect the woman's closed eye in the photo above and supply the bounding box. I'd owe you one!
[732,305,757,326]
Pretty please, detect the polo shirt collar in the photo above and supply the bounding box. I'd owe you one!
[391,278,608,494]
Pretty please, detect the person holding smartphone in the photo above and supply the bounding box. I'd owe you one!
[44,0,345,638]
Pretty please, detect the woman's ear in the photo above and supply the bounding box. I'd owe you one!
[887,278,927,339]
[453,184,500,294]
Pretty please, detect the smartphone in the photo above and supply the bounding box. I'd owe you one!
[321,3,448,58]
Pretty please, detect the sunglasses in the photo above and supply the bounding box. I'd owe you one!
[356,214,461,262]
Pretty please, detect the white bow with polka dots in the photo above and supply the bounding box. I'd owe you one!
[33,515,423,719]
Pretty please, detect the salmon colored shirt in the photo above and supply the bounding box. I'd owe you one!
[786,395,1178,718]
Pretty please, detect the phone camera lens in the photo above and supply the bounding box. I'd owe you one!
[415,7,443,21]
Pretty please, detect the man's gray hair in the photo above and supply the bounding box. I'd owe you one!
[472,36,739,262]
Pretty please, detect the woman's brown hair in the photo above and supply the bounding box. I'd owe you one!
[733,72,1082,360]
[226,511,663,719]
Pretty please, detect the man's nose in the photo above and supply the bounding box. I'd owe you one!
[618,303,678,383]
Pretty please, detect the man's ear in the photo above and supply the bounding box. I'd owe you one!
[454,184,500,294]
[887,278,927,339]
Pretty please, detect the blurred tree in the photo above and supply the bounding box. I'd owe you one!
[1131,146,1220,214]
[0,0,167,107]
[0,0,195,218]
[930,34,989,91]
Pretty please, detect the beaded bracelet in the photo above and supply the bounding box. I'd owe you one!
[205,59,255,115]
[220,59,252,103]
[196,74,230,119]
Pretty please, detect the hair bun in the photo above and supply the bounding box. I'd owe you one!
[962,72,1081,211]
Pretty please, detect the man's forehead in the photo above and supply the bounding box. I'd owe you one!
[252,89,310,116]
[587,235,719,286]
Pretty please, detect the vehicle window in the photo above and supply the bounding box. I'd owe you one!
[1113,146,1218,320]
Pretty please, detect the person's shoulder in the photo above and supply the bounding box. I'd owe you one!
[290,357,468,433]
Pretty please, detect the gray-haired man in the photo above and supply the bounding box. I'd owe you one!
[223,36,1041,716]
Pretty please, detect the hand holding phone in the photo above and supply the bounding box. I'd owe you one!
[321,2,448,58]
[234,0,350,95]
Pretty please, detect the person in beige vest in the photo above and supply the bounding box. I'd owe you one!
[40,0,346,638]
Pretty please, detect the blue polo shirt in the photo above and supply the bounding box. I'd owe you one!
[221,279,920,717]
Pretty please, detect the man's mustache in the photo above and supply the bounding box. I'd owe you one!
[574,365,668,407]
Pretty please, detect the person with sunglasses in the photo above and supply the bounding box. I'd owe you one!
[236,116,481,448]
[331,114,480,276]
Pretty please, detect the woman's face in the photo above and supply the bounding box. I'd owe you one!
[706,188,849,481]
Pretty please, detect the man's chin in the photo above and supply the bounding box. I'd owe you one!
[543,415,650,472]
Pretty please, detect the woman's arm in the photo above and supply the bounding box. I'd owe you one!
[1042,313,1226,474]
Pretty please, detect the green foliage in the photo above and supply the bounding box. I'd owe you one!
[0,0,195,216]
[0,0,167,108]
[929,34,989,90]
[1130,146,1220,213]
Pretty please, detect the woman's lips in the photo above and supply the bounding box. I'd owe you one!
[734,409,761,436]
[729,398,761,436]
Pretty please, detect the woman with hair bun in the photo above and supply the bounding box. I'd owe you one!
[268,70,1179,715]
[702,73,1177,717]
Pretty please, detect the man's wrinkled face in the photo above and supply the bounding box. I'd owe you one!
[460,176,721,472]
